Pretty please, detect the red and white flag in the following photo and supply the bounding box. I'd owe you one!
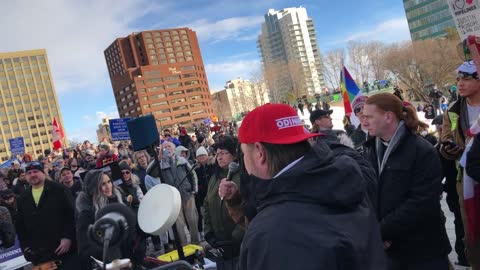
[461,121,480,244]
[52,117,64,150]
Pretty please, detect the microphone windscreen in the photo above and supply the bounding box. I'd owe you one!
[95,203,136,236]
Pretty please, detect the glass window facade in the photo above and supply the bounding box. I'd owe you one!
[404,0,457,40]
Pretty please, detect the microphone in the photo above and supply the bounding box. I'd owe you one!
[226,162,239,181]
[221,162,239,201]
[88,203,136,268]
[89,203,136,248]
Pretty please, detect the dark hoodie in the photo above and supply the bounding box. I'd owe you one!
[239,141,386,270]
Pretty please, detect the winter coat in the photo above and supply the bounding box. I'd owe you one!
[132,166,148,194]
[65,180,83,201]
[195,162,215,206]
[239,140,386,270]
[0,206,15,248]
[363,122,451,263]
[95,152,119,168]
[204,167,243,258]
[12,179,29,196]
[75,169,144,270]
[440,97,470,160]
[346,124,370,150]
[157,156,197,200]
[16,180,76,265]
[467,134,480,183]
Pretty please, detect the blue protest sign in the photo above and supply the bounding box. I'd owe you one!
[0,236,30,270]
[9,137,24,156]
[109,118,131,141]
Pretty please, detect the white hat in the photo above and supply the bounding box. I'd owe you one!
[12,160,20,166]
[196,146,208,157]
[175,145,189,157]
[457,61,477,74]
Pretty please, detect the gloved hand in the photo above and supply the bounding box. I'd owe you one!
[204,232,219,248]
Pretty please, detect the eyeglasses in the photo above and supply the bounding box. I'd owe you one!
[216,151,231,157]
[121,171,131,175]
[457,71,479,81]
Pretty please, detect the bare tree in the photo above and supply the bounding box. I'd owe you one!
[249,69,270,106]
[322,48,345,90]
[382,38,461,101]
[264,63,292,103]
[348,41,371,84]
[365,41,387,81]
[211,90,233,120]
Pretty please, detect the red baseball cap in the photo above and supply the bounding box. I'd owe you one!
[238,103,322,144]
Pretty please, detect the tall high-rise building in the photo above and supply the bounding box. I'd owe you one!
[258,7,325,102]
[404,0,457,40]
[211,78,269,120]
[105,28,214,131]
[0,49,66,161]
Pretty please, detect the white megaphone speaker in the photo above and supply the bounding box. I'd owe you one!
[137,184,182,236]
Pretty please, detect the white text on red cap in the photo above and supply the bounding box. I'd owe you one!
[276,116,302,129]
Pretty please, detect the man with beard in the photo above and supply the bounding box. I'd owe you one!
[16,162,80,270]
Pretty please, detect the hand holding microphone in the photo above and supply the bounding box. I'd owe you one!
[220,162,239,200]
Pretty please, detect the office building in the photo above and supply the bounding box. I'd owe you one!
[0,49,66,161]
[404,0,457,40]
[104,28,214,131]
[212,78,269,120]
[258,7,325,101]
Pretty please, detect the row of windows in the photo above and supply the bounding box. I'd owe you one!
[406,1,446,20]
[404,0,434,10]
[149,56,194,65]
[409,8,451,30]
[144,30,188,38]
[411,20,456,39]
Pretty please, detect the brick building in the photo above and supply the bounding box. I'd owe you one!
[104,28,214,131]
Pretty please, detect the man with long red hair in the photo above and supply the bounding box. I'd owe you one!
[362,92,451,270]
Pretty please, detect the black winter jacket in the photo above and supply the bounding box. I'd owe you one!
[467,134,480,183]
[363,126,451,262]
[239,141,386,270]
[16,180,76,264]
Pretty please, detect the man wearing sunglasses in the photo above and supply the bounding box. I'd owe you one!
[441,61,480,268]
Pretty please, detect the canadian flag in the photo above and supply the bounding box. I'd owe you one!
[52,117,64,150]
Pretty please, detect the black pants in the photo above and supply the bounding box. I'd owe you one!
[387,256,449,270]
[57,252,81,270]
[446,192,468,263]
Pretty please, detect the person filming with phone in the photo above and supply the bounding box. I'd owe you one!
[440,61,480,268]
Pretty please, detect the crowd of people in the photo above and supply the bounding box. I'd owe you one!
[0,61,479,270]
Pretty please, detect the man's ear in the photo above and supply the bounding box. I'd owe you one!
[254,142,268,170]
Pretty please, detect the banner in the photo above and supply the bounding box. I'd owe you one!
[448,0,480,41]
[8,137,24,156]
[109,118,131,141]
[0,237,29,270]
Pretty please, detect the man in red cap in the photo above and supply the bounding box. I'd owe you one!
[225,103,385,269]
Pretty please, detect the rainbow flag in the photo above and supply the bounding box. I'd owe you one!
[340,66,361,116]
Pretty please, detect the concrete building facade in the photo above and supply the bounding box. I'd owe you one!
[258,7,325,101]
[0,49,66,161]
[212,78,269,121]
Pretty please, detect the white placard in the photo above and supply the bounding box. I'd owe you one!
[449,0,480,40]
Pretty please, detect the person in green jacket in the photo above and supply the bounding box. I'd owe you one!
[203,136,243,270]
